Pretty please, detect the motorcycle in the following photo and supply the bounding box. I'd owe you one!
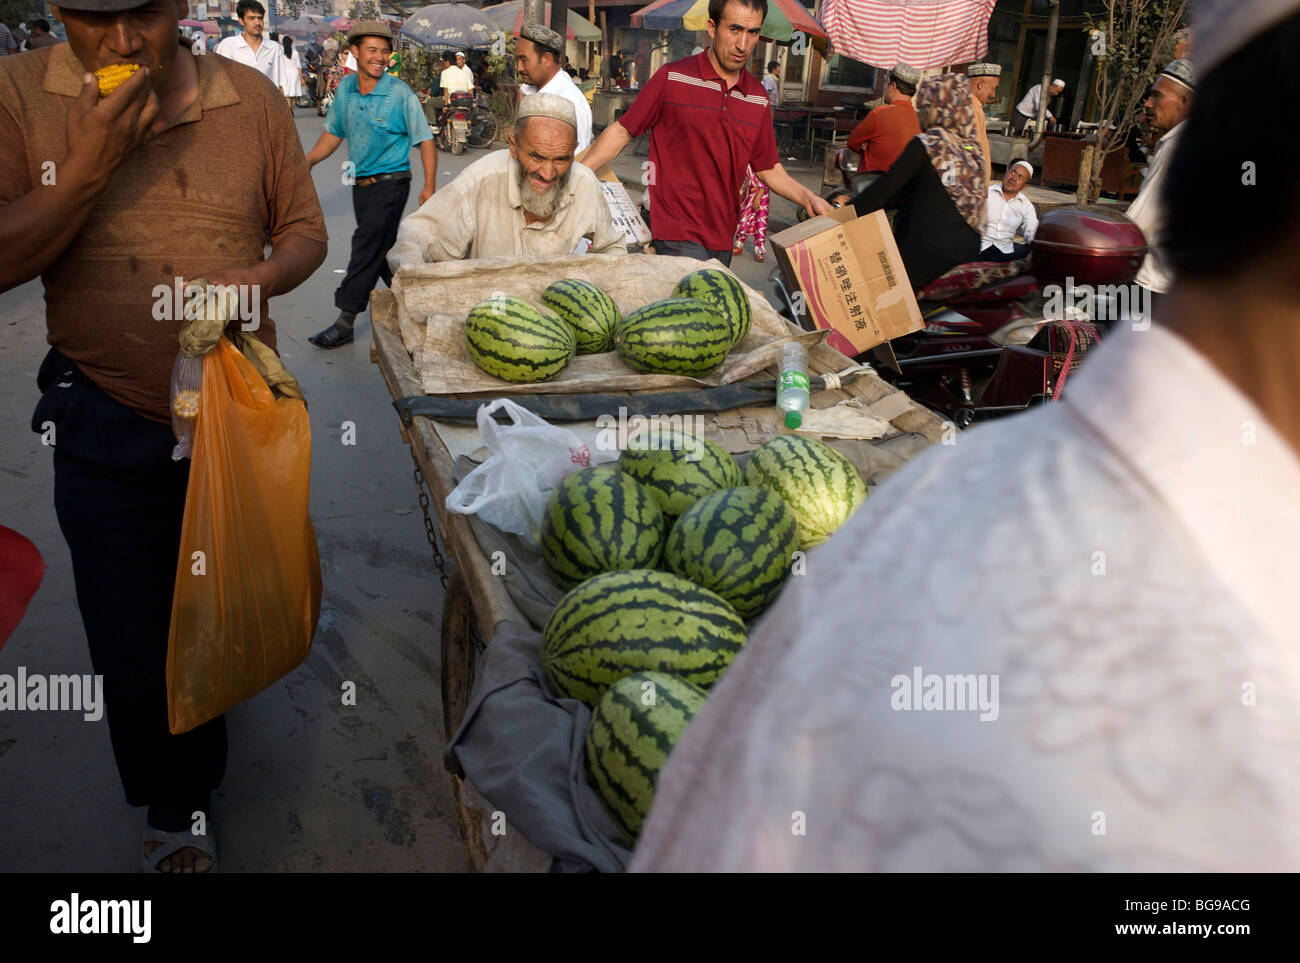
[772,207,1149,427]
[434,91,474,155]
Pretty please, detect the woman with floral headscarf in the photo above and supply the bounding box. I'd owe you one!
[851,73,988,291]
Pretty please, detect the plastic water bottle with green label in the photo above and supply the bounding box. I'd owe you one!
[776,341,810,430]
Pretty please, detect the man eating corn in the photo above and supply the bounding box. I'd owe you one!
[0,0,327,873]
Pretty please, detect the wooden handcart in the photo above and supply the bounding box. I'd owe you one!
[369,282,946,872]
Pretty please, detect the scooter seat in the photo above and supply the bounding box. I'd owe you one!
[916,258,1031,303]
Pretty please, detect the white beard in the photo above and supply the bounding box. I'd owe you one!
[513,156,570,220]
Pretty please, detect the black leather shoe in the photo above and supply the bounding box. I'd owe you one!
[308,322,355,349]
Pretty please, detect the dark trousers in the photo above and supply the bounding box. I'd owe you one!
[334,174,411,315]
[32,349,226,832]
[652,238,733,267]
[979,243,1030,262]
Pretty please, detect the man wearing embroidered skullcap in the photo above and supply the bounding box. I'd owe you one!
[1127,58,1196,303]
[516,21,593,152]
[966,62,1002,186]
[388,92,625,269]
[846,62,922,176]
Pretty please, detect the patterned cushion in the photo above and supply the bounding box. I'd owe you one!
[916,257,1031,301]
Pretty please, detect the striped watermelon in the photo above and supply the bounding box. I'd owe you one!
[614,297,731,376]
[540,466,664,589]
[540,278,621,354]
[585,671,707,843]
[465,295,576,383]
[541,569,747,707]
[663,486,800,619]
[618,433,742,518]
[744,436,868,550]
[672,268,753,349]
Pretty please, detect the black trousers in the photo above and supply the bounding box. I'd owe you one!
[32,349,226,832]
[334,174,411,315]
[652,238,733,267]
[979,243,1030,262]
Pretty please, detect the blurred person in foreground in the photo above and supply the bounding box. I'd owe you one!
[632,0,1300,872]
[0,0,327,872]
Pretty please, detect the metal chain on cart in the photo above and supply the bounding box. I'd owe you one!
[410,449,450,590]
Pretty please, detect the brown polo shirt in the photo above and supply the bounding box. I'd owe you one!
[0,41,327,423]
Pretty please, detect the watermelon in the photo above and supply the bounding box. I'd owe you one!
[672,268,753,350]
[540,278,621,354]
[617,434,742,518]
[614,297,732,376]
[540,466,664,589]
[585,671,707,843]
[464,295,576,383]
[743,435,868,550]
[541,569,747,707]
[663,486,800,619]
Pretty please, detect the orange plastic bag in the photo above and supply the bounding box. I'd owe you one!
[167,338,321,735]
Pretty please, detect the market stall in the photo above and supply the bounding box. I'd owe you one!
[370,253,946,871]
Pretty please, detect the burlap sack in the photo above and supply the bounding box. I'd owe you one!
[391,253,801,396]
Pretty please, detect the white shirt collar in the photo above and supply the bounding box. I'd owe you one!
[1065,324,1300,668]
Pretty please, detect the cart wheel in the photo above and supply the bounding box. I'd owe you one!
[440,568,481,740]
[440,569,490,871]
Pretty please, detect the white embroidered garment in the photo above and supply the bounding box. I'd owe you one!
[632,324,1300,872]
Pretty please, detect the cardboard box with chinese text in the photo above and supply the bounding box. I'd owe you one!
[769,208,923,360]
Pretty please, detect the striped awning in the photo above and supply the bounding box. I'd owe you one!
[819,0,996,70]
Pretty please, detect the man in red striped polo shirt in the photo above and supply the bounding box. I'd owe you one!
[582,0,830,265]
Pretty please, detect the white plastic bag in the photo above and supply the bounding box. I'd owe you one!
[446,399,617,546]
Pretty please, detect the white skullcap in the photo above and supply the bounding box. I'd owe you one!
[1193,0,1300,77]
[517,91,578,130]
[1051,78,1065,88]
[1011,160,1034,177]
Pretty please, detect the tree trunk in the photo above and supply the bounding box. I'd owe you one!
[1077,143,1097,206]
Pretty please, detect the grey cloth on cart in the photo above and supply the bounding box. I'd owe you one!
[445,455,634,872]
[446,618,634,873]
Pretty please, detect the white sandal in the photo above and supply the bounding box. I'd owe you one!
[141,825,218,874]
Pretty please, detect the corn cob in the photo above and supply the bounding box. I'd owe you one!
[95,63,140,97]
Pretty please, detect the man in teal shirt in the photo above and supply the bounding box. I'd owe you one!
[305,21,436,348]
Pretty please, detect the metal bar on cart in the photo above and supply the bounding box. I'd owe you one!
[392,371,870,427]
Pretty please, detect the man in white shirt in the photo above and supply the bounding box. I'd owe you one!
[979,159,1038,261]
[762,59,780,106]
[632,0,1300,873]
[388,93,624,270]
[1126,58,1195,301]
[1012,78,1063,135]
[440,50,474,96]
[213,0,285,90]
[516,22,593,153]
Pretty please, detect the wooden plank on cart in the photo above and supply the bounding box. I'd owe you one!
[371,289,552,874]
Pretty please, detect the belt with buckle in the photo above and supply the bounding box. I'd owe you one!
[354,171,412,188]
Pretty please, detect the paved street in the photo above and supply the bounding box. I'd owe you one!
[0,111,480,872]
[0,109,833,872]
